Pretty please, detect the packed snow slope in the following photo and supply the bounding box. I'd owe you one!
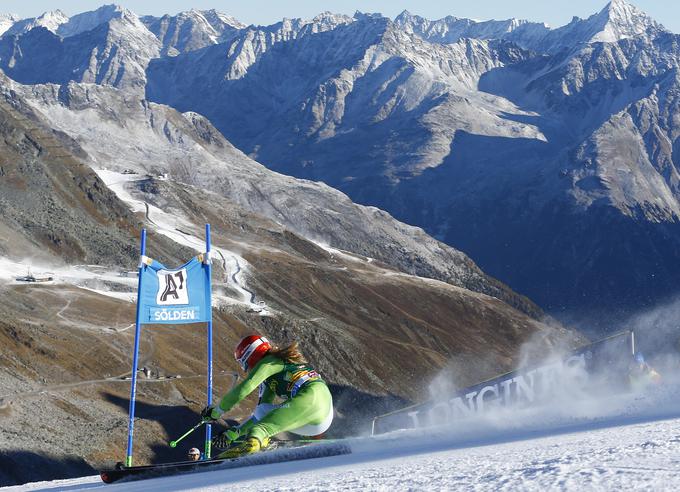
[9,381,680,491]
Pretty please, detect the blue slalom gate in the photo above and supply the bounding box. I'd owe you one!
[125,225,214,466]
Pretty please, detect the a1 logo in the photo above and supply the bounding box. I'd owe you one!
[156,268,189,305]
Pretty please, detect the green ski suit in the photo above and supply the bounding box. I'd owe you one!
[216,354,333,442]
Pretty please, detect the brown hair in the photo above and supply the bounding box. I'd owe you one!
[268,341,307,364]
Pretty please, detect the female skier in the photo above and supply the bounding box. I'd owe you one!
[201,334,334,458]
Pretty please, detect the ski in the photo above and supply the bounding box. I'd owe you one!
[100,458,225,484]
[100,441,351,484]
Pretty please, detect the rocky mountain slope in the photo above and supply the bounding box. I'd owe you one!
[4,76,535,315]
[0,15,19,36]
[141,0,680,329]
[140,9,244,56]
[0,75,172,266]
[395,0,664,53]
[3,10,69,37]
[393,10,550,48]
[0,5,159,93]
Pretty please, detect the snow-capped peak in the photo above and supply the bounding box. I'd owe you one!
[313,11,350,23]
[393,10,547,47]
[309,11,355,29]
[55,4,149,38]
[393,2,664,54]
[265,12,354,37]
[38,9,69,29]
[0,4,148,39]
[146,8,244,31]
[524,0,667,54]
[394,10,428,24]
[201,10,245,30]
[588,0,666,43]
[396,9,414,21]
[139,8,244,56]
[4,9,69,36]
[186,9,245,31]
[0,13,19,35]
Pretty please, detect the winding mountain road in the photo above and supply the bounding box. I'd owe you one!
[227,253,256,304]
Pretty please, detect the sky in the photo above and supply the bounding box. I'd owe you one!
[0,1,678,33]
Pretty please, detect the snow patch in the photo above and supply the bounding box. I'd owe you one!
[94,170,261,309]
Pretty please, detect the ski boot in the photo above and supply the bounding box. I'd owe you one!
[216,436,270,459]
[212,427,241,450]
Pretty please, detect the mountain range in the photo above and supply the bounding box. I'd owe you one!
[0,0,675,483]
[135,0,680,329]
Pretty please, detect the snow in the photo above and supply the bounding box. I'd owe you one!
[533,0,665,54]
[0,257,136,298]
[396,0,666,55]
[0,164,266,309]
[94,170,262,309]
[0,257,41,280]
[3,10,69,36]
[6,383,680,490]
[591,0,663,43]
[7,345,680,491]
[394,10,550,48]
[310,240,367,264]
[201,10,245,31]
[57,5,128,38]
[0,14,19,35]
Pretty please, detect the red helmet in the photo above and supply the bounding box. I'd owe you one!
[235,335,271,371]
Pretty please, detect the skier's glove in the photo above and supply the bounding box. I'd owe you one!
[212,427,240,449]
[200,404,222,422]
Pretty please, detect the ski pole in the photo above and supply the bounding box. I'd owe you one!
[169,421,205,448]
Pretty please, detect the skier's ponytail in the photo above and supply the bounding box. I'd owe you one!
[268,341,307,364]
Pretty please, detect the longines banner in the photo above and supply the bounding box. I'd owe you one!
[371,331,635,435]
